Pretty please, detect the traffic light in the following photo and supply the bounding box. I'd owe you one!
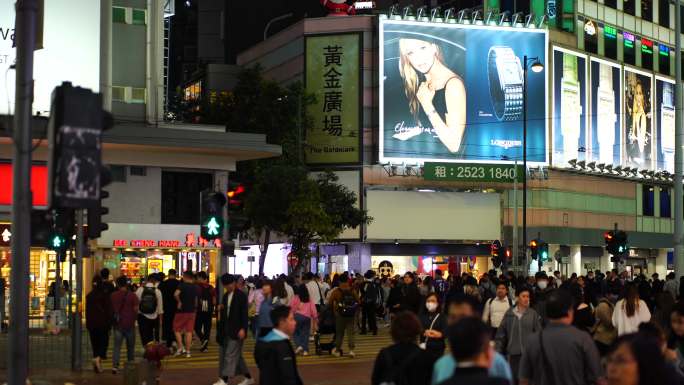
[200,190,226,240]
[539,242,549,262]
[504,247,512,265]
[227,180,249,239]
[529,239,539,260]
[490,240,502,268]
[87,166,111,239]
[50,208,74,257]
[604,230,628,260]
[30,209,53,247]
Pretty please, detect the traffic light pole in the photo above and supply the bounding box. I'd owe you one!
[674,0,684,278]
[9,1,38,384]
[71,209,84,370]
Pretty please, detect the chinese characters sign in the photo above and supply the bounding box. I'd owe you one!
[423,163,523,183]
[305,34,360,164]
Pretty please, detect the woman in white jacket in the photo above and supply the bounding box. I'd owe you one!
[612,282,651,336]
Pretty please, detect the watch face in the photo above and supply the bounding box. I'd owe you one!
[597,87,616,144]
[661,106,675,152]
[498,59,522,85]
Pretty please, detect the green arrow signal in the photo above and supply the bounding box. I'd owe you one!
[206,217,221,236]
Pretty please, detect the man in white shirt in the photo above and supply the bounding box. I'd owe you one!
[136,274,164,346]
[482,283,512,336]
[304,273,324,309]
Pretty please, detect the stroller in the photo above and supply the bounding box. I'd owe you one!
[314,305,337,355]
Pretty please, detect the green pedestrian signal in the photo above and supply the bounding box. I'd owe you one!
[206,217,221,237]
[50,235,65,251]
[200,191,226,241]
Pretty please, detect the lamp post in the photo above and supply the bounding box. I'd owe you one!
[522,55,544,273]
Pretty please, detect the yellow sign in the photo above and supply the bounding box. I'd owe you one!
[305,34,360,164]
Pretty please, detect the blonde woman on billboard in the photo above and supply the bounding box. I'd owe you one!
[628,80,649,164]
[398,38,466,153]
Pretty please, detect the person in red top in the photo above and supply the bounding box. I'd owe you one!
[110,276,140,374]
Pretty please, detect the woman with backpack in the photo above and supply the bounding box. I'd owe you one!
[290,284,318,355]
[328,272,361,358]
[86,276,113,373]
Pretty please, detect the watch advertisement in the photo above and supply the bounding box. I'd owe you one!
[589,58,621,166]
[379,19,548,164]
[552,47,587,166]
[656,77,675,173]
[624,68,653,170]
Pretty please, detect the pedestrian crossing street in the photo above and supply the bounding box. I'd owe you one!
[96,326,394,371]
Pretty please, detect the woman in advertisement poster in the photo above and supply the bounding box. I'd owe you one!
[398,38,467,153]
[627,78,650,166]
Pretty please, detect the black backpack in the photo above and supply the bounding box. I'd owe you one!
[363,282,381,305]
[139,287,158,315]
[338,289,358,317]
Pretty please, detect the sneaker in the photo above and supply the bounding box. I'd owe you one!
[111,367,119,375]
[331,348,341,357]
[348,350,356,359]
[237,378,255,385]
[211,379,227,385]
[174,349,186,357]
[185,352,192,358]
[200,340,209,352]
[302,351,309,356]
[309,335,315,341]
[294,346,304,355]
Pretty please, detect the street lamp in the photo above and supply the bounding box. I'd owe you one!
[522,55,544,272]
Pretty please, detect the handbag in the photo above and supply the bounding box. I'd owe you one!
[419,313,440,350]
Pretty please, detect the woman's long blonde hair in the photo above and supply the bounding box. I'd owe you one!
[398,39,444,125]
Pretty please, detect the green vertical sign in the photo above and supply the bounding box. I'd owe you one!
[305,34,360,164]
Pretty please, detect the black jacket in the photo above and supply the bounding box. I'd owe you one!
[399,283,421,314]
[371,342,434,385]
[216,289,248,345]
[438,367,509,385]
[158,278,180,313]
[254,336,303,385]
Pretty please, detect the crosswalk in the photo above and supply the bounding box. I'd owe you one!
[97,326,394,371]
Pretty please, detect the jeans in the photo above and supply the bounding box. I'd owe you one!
[113,328,136,368]
[138,315,159,346]
[361,303,377,333]
[334,314,355,350]
[195,312,212,342]
[88,327,110,358]
[294,313,311,352]
[162,310,176,347]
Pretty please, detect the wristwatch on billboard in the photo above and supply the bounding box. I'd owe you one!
[560,54,582,160]
[488,46,524,121]
[661,82,675,169]
[596,64,617,165]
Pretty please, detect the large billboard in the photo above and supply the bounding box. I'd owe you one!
[0,0,101,115]
[305,33,361,164]
[656,77,675,173]
[623,68,653,169]
[588,58,621,166]
[552,47,587,166]
[379,20,548,164]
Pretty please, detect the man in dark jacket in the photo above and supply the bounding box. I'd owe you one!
[438,317,508,385]
[254,305,303,385]
[213,274,252,385]
[157,269,180,349]
[399,272,421,314]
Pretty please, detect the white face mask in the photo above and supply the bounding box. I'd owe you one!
[426,302,438,312]
[537,280,548,290]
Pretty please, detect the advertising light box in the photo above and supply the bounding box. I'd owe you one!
[588,58,622,166]
[379,19,548,165]
[623,67,654,170]
[552,47,587,166]
[656,77,675,173]
[0,0,101,116]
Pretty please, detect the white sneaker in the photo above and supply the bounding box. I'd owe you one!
[348,350,356,358]
[212,379,227,385]
[294,346,304,355]
[309,335,315,341]
[185,351,191,358]
[237,378,255,385]
[302,351,309,356]
[174,349,186,357]
[331,348,341,357]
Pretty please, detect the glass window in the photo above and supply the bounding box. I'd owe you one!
[660,188,671,218]
[642,0,653,21]
[161,171,213,224]
[132,9,146,25]
[604,25,618,60]
[659,44,671,75]
[659,0,670,27]
[624,0,636,15]
[624,32,636,65]
[681,5,684,33]
[605,0,617,8]
[113,7,126,23]
[584,20,598,54]
[641,38,654,70]
[643,185,655,216]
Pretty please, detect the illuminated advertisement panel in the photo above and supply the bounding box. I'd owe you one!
[552,47,587,166]
[379,19,548,164]
[656,77,675,173]
[588,58,622,166]
[623,67,654,169]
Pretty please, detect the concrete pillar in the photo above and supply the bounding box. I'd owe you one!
[600,250,613,273]
[570,245,582,277]
[656,248,668,277]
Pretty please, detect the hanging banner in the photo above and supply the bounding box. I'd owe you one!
[655,77,675,173]
[552,47,587,166]
[623,67,654,170]
[588,58,622,167]
[305,33,361,164]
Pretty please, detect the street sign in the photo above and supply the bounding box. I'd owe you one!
[424,163,524,183]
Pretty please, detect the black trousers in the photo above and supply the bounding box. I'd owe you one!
[162,310,176,346]
[138,315,159,346]
[88,327,110,358]
[195,312,212,342]
[361,303,377,333]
